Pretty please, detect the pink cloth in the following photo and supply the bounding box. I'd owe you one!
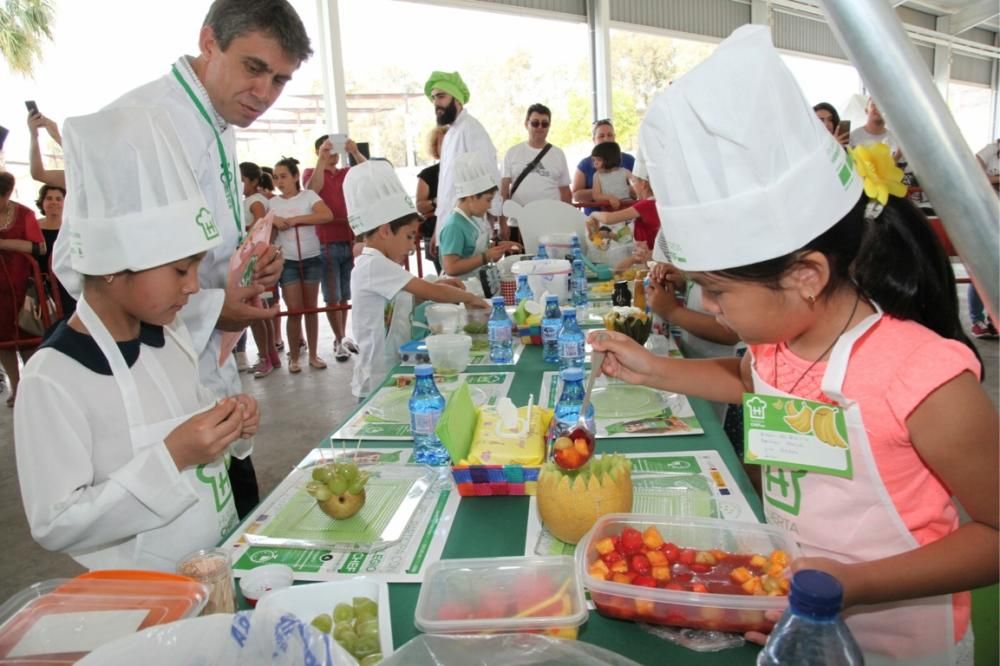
[750,315,981,641]
[303,166,352,244]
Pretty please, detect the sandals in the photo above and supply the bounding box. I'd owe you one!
[288,360,302,374]
[309,357,327,370]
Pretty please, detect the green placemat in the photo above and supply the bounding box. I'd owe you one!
[258,476,415,544]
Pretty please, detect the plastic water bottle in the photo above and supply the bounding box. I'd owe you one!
[541,295,562,365]
[409,364,450,466]
[571,258,588,309]
[570,234,583,261]
[515,274,534,304]
[536,243,548,260]
[557,308,585,371]
[553,367,595,435]
[487,295,514,363]
[757,570,864,666]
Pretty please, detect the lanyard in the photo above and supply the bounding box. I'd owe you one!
[171,65,243,242]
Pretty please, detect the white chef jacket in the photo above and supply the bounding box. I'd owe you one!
[14,318,238,570]
[434,109,501,241]
[53,56,249,457]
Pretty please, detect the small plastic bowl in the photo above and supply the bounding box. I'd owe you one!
[425,333,472,376]
[238,564,294,607]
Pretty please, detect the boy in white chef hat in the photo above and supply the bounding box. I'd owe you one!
[592,25,993,664]
[15,107,259,571]
[346,160,490,400]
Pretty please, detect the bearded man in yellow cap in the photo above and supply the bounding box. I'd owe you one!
[424,71,504,255]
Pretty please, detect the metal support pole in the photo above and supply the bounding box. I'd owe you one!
[821,0,999,322]
[315,0,349,134]
[587,0,612,122]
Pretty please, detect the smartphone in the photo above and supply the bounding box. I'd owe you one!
[0,126,8,152]
[25,100,39,116]
[837,120,851,136]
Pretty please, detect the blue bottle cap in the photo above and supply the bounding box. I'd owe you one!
[415,364,434,377]
[789,569,844,619]
[545,294,558,303]
[492,295,505,305]
[560,367,585,382]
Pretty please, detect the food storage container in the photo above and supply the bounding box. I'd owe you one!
[425,303,464,334]
[424,334,472,375]
[576,513,800,634]
[415,555,587,638]
[510,260,571,304]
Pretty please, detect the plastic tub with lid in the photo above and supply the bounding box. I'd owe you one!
[511,259,571,304]
[424,334,472,375]
[415,555,587,639]
[425,303,464,334]
[539,232,581,260]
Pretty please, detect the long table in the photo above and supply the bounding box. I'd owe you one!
[244,342,767,665]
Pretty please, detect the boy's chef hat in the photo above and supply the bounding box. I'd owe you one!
[453,151,498,198]
[63,107,221,276]
[344,160,417,235]
[640,25,862,272]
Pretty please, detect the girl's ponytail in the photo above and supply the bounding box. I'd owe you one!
[853,196,983,372]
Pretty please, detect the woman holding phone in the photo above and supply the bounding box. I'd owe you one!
[813,102,849,147]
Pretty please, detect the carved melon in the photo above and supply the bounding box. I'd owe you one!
[536,454,633,544]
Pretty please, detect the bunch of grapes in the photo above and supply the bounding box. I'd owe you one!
[305,460,370,519]
[311,596,381,664]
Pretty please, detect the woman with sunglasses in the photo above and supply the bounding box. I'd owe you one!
[572,119,636,215]
[500,103,572,245]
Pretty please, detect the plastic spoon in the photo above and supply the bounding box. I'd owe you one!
[552,333,607,470]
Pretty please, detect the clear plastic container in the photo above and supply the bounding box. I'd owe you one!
[0,576,209,664]
[426,303,463,334]
[576,513,800,634]
[415,555,588,639]
[424,334,472,376]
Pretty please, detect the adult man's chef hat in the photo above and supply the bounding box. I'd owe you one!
[344,160,417,235]
[639,25,862,272]
[424,71,470,104]
[62,107,221,276]
[453,151,498,198]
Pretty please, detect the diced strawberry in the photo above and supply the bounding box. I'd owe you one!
[660,542,680,562]
[646,550,667,567]
[612,535,624,553]
[595,537,616,555]
[475,591,511,619]
[642,526,664,549]
[664,582,685,591]
[601,550,624,565]
[691,583,708,594]
[629,553,651,575]
[673,572,693,584]
[689,563,711,574]
[595,597,634,620]
[678,548,696,565]
[620,527,643,554]
[633,575,656,588]
[554,447,582,469]
[438,601,472,621]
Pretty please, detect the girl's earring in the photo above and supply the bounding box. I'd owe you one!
[104,275,115,284]
[806,294,816,305]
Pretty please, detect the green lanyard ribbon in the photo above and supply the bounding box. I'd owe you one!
[171,65,243,242]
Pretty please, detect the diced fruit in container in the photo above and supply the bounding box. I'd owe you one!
[651,566,671,582]
[694,550,717,566]
[595,537,616,555]
[620,528,643,554]
[610,560,629,574]
[700,605,725,621]
[629,554,651,575]
[612,572,636,585]
[710,549,728,561]
[691,583,708,594]
[767,563,785,578]
[601,550,623,565]
[741,577,761,595]
[633,576,656,588]
[660,542,679,561]
[769,550,789,568]
[588,560,610,580]
[554,436,573,450]
[642,526,664,549]
[635,598,655,617]
[646,550,667,567]
[438,601,472,621]
[664,582,685,591]
[573,438,590,456]
[761,575,783,594]
[678,548,696,565]
[689,563,711,574]
[730,567,753,583]
[546,626,578,639]
[554,447,582,469]
[749,554,768,569]
[612,535,623,553]
[779,578,790,593]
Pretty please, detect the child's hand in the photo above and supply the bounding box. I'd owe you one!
[647,279,680,319]
[608,196,621,210]
[438,277,465,289]
[467,297,491,310]
[273,216,291,231]
[744,609,785,646]
[588,330,656,386]
[165,399,245,470]
[233,394,259,439]
[253,244,284,288]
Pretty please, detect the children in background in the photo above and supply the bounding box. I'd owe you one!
[439,152,520,279]
[270,157,334,373]
[592,26,995,665]
[591,141,633,211]
[15,107,258,571]
[345,161,490,399]
[239,161,281,378]
[586,168,659,249]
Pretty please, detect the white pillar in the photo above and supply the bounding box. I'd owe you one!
[315,0,349,134]
[588,0,612,121]
[932,16,952,101]
[750,0,771,26]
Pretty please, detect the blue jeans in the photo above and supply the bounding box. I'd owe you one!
[320,242,353,303]
[280,256,323,286]
[968,284,986,323]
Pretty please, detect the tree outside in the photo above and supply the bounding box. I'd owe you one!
[0,0,56,77]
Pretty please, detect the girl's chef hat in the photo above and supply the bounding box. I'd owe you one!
[63,107,221,276]
[640,25,862,272]
[344,160,417,235]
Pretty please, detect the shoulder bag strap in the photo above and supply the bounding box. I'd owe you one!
[509,143,552,199]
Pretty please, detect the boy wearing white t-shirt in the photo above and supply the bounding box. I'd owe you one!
[345,161,490,398]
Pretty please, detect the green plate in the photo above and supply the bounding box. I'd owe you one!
[590,384,665,419]
[373,385,488,423]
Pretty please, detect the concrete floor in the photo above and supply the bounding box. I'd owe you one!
[0,287,997,602]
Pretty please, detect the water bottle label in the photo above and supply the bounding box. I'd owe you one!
[560,341,583,358]
[489,327,512,344]
[541,323,560,340]
[411,410,442,435]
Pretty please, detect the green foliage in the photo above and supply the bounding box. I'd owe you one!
[0,0,55,76]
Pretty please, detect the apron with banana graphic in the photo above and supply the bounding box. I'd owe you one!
[748,305,956,665]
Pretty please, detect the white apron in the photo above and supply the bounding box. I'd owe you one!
[75,295,239,571]
[444,208,490,281]
[753,307,956,666]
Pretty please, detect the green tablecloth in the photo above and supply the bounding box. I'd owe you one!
[261,343,767,665]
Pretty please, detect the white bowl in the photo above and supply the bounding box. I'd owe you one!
[424,334,472,375]
[238,564,293,607]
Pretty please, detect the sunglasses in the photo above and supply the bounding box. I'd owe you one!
[529,120,550,128]
[592,118,612,127]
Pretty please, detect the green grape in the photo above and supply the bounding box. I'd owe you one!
[305,481,323,497]
[336,635,357,656]
[358,655,382,666]
[356,619,379,639]
[341,463,359,484]
[310,613,332,634]
[356,471,370,486]
[333,623,357,643]
[347,482,365,495]
[333,602,355,623]
[353,596,377,614]
[354,635,380,659]
[311,466,333,483]
[327,475,348,496]
[313,486,332,501]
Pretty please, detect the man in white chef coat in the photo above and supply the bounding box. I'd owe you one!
[425,71,504,255]
[54,0,312,517]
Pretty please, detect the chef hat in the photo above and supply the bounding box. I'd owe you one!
[344,160,417,235]
[62,107,221,276]
[453,151,498,198]
[424,71,470,104]
[640,25,862,272]
[632,145,648,180]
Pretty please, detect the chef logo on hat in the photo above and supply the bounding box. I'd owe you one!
[196,207,220,241]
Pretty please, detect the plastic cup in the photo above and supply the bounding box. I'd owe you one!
[177,548,236,615]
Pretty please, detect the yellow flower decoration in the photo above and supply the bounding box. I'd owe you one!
[849,142,907,206]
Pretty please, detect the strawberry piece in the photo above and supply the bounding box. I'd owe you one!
[689,563,711,574]
[629,553,652,575]
[691,583,708,594]
[438,601,472,621]
[664,582,685,591]
[601,550,624,565]
[555,447,582,469]
[659,542,680,562]
[620,527,643,554]
[633,575,656,588]
[612,535,624,553]
[678,548,696,565]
